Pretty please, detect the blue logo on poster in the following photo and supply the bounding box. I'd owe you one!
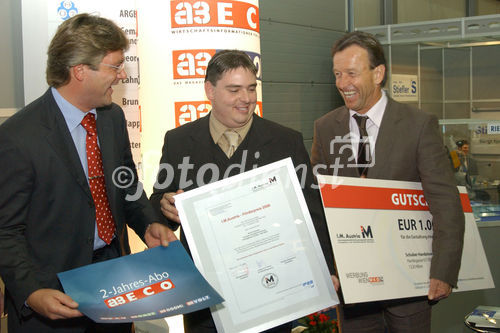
[57,1,78,20]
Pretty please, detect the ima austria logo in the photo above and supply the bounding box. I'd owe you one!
[57,1,78,20]
[361,225,373,238]
[252,175,278,192]
[336,225,375,244]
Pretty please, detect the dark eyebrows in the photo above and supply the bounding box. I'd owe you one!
[225,83,257,89]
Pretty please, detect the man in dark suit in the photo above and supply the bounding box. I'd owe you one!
[0,280,4,317]
[150,50,336,333]
[311,31,465,332]
[0,14,175,332]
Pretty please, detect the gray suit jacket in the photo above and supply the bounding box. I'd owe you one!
[0,89,155,332]
[311,97,465,288]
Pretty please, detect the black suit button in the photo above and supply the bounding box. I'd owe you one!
[87,237,93,245]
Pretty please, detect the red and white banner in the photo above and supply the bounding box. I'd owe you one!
[170,0,259,32]
[22,0,142,164]
[21,0,262,194]
[138,0,261,193]
[320,183,473,212]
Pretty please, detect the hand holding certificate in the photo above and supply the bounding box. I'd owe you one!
[175,158,339,333]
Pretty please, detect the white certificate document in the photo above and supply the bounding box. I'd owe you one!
[317,176,494,304]
[175,158,338,333]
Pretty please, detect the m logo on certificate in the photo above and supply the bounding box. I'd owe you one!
[262,273,278,288]
[317,175,494,304]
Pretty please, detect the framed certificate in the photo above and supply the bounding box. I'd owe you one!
[317,175,494,304]
[175,158,338,333]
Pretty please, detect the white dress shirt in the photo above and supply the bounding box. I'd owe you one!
[348,90,388,160]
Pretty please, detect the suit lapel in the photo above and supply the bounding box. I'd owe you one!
[40,90,93,200]
[190,114,222,165]
[246,115,273,154]
[369,98,400,179]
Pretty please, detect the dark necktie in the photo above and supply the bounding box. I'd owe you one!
[353,114,371,177]
[81,113,116,244]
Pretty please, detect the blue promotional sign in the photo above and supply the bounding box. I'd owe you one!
[58,241,224,323]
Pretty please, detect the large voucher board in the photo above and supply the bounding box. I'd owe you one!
[175,158,338,333]
[317,176,494,304]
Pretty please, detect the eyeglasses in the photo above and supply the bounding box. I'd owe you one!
[101,62,125,73]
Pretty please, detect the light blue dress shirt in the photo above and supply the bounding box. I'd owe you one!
[51,87,111,250]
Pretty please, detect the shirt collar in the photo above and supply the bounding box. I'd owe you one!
[51,87,96,131]
[349,89,387,128]
[209,113,227,144]
[209,112,253,144]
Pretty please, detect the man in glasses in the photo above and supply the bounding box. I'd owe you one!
[0,13,175,332]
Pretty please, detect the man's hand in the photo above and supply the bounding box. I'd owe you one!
[428,278,452,302]
[0,289,4,315]
[316,275,341,313]
[331,275,340,292]
[144,222,178,248]
[159,190,184,223]
[26,289,82,320]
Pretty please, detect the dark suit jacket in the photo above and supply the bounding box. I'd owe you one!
[311,98,465,313]
[150,113,334,332]
[0,89,156,332]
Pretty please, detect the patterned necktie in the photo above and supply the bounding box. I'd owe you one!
[223,130,239,158]
[353,114,371,177]
[81,113,115,244]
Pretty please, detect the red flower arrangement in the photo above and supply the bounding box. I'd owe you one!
[298,312,339,333]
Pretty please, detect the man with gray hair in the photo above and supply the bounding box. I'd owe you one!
[0,13,175,332]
